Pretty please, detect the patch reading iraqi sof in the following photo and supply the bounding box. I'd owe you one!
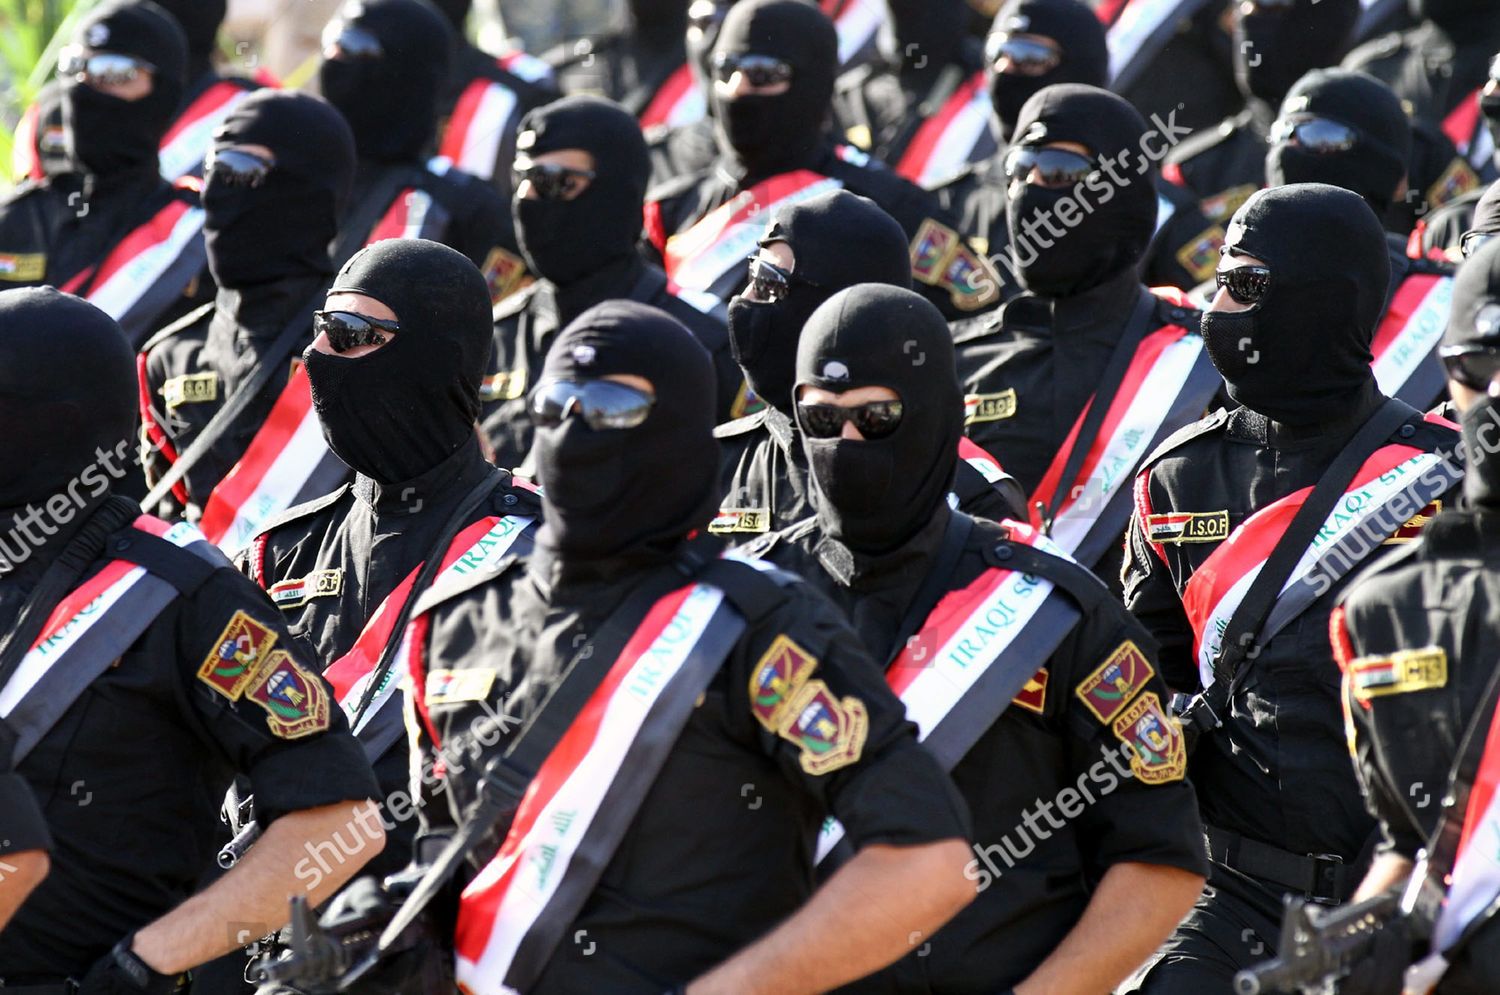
[1145,510,1229,545]
[1349,647,1448,702]
[247,649,330,739]
[1111,691,1186,784]
[427,668,496,705]
[1174,225,1224,284]
[1384,501,1441,544]
[910,219,1001,312]
[0,252,46,282]
[1199,184,1258,224]
[750,634,818,732]
[161,372,218,409]
[479,367,528,403]
[778,679,868,775]
[198,610,279,700]
[1076,640,1155,724]
[480,246,530,304]
[710,508,770,535]
[268,568,344,609]
[964,389,1017,425]
[1012,667,1048,714]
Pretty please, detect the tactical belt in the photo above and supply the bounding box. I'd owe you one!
[1205,825,1354,904]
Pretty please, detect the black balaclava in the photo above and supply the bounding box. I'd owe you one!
[886,0,968,80]
[987,0,1108,144]
[1468,179,1500,237]
[1233,0,1358,107]
[796,284,961,553]
[1412,0,1496,33]
[203,91,356,289]
[0,288,135,507]
[303,239,492,483]
[1481,61,1500,162]
[532,301,719,560]
[318,0,452,164]
[1004,84,1157,298]
[432,0,471,32]
[711,0,838,180]
[62,1,187,178]
[512,96,652,287]
[153,0,226,78]
[632,0,691,42]
[728,189,912,414]
[1201,183,1388,426]
[1266,69,1411,217]
[1444,223,1500,350]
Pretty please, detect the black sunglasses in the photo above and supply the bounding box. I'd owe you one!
[513,158,596,201]
[531,378,656,430]
[1215,263,1273,306]
[1002,145,1097,189]
[205,147,274,188]
[323,25,384,61]
[1440,305,1500,389]
[1462,230,1495,259]
[985,34,1062,77]
[797,400,905,440]
[743,254,819,305]
[712,52,795,88]
[314,310,399,353]
[1269,115,1358,154]
[58,47,155,88]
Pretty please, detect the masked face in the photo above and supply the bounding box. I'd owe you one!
[986,0,1109,142]
[1233,0,1360,106]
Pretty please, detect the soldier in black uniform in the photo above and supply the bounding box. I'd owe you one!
[1415,61,1500,260]
[713,188,1024,545]
[151,0,262,180]
[742,283,1209,994]
[484,95,741,472]
[645,0,1002,322]
[0,1,212,348]
[546,0,693,113]
[1104,0,1241,140]
[0,721,49,933]
[405,300,974,992]
[1331,236,1500,995]
[949,85,1223,578]
[139,90,355,528]
[1122,183,1463,991]
[0,287,382,993]
[240,238,544,881]
[318,0,521,302]
[931,0,1226,297]
[1165,0,1360,226]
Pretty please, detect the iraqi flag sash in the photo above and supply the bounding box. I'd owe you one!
[197,365,348,555]
[452,582,745,995]
[159,81,256,180]
[439,78,521,181]
[820,0,886,68]
[638,62,706,132]
[816,522,1082,862]
[1104,0,1216,91]
[1183,442,1460,688]
[0,516,219,764]
[367,185,453,245]
[1371,272,1453,409]
[1030,320,1220,568]
[894,71,996,188]
[1433,699,1500,951]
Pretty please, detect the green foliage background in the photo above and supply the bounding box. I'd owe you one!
[0,0,101,186]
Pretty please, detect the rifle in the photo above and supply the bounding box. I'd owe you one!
[1234,891,1402,995]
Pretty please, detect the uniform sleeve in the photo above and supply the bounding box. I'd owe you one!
[175,568,380,827]
[1121,467,1200,692]
[727,580,972,850]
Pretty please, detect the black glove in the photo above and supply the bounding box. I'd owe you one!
[78,937,178,995]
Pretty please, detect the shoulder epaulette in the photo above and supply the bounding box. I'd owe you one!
[713,408,770,439]
[1140,408,1230,469]
[244,483,352,548]
[139,300,216,354]
[493,281,543,323]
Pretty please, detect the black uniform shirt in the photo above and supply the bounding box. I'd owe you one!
[1163,107,1272,226]
[0,723,49,859]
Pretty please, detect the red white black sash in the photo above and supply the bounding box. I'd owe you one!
[1442,87,1494,174]
[0,516,219,764]
[1431,700,1500,952]
[638,62,706,133]
[663,170,844,312]
[820,0,886,69]
[817,521,1082,861]
[321,513,537,760]
[61,196,206,345]
[197,365,347,554]
[449,581,746,994]
[437,53,551,182]
[1181,437,1461,688]
[12,102,44,182]
[958,435,1008,489]
[1029,309,1221,567]
[366,178,454,245]
[1101,0,1215,90]
[1371,271,1454,408]
[158,81,257,180]
[894,71,997,188]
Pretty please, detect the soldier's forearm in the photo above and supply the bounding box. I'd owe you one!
[1354,851,1413,902]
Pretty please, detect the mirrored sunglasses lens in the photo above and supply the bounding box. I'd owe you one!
[798,404,846,439]
[855,402,903,439]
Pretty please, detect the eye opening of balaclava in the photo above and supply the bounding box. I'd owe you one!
[318,0,452,164]
[1003,83,1157,298]
[986,0,1108,144]
[1266,68,1411,218]
[62,0,188,177]
[711,0,838,180]
[511,95,651,287]
[1233,0,1359,108]
[302,238,493,484]
[532,300,720,560]
[728,189,912,415]
[1200,182,1387,426]
[0,287,136,509]
[794,283,961,554]
[203,90,356,289]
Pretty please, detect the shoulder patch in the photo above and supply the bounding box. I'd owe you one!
[1076,640,1155,723]
[480,246,530,304]
[1173,225,1224,284]
[1111,691,1186,784]
[711,508,770,534]
[1348,646,1448,702]
[426,668,496,705]
[246,649,330,739]
[1012,667,1048,714]
[728,380,765,420]
[750,634,818,731]
[1383,500,1441,544]
[161,372,219,409]
[910,219,1002,312]
[479,366,528,403]
[1144,510,1229,545]
[964,389,1017,425]
[779,679,868,775]
[267,568,344,610]
[198,610,279,700]
[0,252,46,282]
[1425,158,1480,210]
[1199,184,1258,225]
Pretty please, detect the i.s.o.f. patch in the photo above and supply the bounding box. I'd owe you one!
[964,389,1017,425]
[1076,640,1155,724]
[750,634,818,731]
[426,668,496,705]
[161,372,218,409]
[198,610,279,700]
[778,679,868,775]
[1110,691,1186,784]
[246,648,330,739]
[1145,510,1229,545]
[1348,646,1448,702]
[1384,501,1441,545]
[710,508,770,535]
[909,219,1001,312]
[0,252,46,282]
[1174,225,1224,285]
[1012,667,1048,714]
[268,568,344,610]
[479,366,528,403]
